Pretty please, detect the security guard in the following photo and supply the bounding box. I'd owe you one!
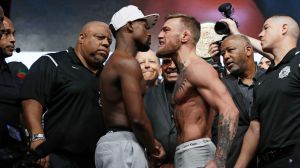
[0,16,28,167]
[234,15,300,168]
[21,21,111,168]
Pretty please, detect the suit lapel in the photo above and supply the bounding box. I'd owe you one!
[154,83,172,126]
[223,76,249,120]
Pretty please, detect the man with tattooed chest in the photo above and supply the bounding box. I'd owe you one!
[156,14,239,168]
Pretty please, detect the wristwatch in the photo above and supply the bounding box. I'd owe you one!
[31,133,46,142]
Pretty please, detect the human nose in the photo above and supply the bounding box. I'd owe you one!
[258,31,264,39]
[169,61,176,68]
[102,38,110,48]
[144,61,150,68]
[158,31,164,39]
[223,51,230,61]
[10,34,16,43]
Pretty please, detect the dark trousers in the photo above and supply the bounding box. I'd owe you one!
[259,153,293,168]
[50,153,95,168]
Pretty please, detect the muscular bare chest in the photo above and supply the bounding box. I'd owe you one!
[173,69,195,104]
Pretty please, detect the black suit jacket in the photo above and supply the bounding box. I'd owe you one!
[144,82,177,163]
[213,67,264,168]
[222,75,255,168]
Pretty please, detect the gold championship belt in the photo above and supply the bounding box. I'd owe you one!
[196,22,224,58]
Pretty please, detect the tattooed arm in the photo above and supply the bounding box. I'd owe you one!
[215,113,238,167]
[188,60,239,167]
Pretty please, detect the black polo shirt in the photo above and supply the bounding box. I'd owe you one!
[0,61,27,125]
[20,47,105,156]
[237,66,265,123]
[251,48,300,155]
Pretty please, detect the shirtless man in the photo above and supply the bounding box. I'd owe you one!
[156,14,239,168]
[95,5,165,168]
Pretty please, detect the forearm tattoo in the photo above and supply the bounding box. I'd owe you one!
[215,114,238,167]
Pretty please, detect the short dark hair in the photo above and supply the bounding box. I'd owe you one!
[224,34,252,48]
[238,34,252,46]
[268,14,300,39]
[165,14,200,44]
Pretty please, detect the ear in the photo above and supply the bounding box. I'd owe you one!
[245,45,253,57]
[181,30,191,43]
[126,21,134,33]
[282,24,288,35]
[79,33,85,43]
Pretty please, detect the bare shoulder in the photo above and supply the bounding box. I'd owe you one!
[186,57,219,86]
[109,51,140,70]
[110,50,142,79]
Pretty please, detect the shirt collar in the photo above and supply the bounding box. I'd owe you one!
[66,47,82,65]
[67,47,101,75]
[0,59,10,72]
[254,66,265,80]
[267,48,299,72]
[237,66,265,86]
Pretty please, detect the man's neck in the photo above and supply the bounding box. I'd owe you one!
[272,42,296,66]
[74,48,99,74]
[174,46,196,71]
[115,33,138,57]
[239,63,257,86]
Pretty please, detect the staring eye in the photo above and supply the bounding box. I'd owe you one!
[107,38,112,45]
[264,26,269,30]
[139,61,145,64]
[228,48,235,52]
[162,59,172,65]
[0,29,5,35]
[96,35,105,40]
[161,27,170,33]
[1,29,14,38]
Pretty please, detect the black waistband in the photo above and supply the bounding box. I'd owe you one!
[107,126,132,132]
[260,145,295,163]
